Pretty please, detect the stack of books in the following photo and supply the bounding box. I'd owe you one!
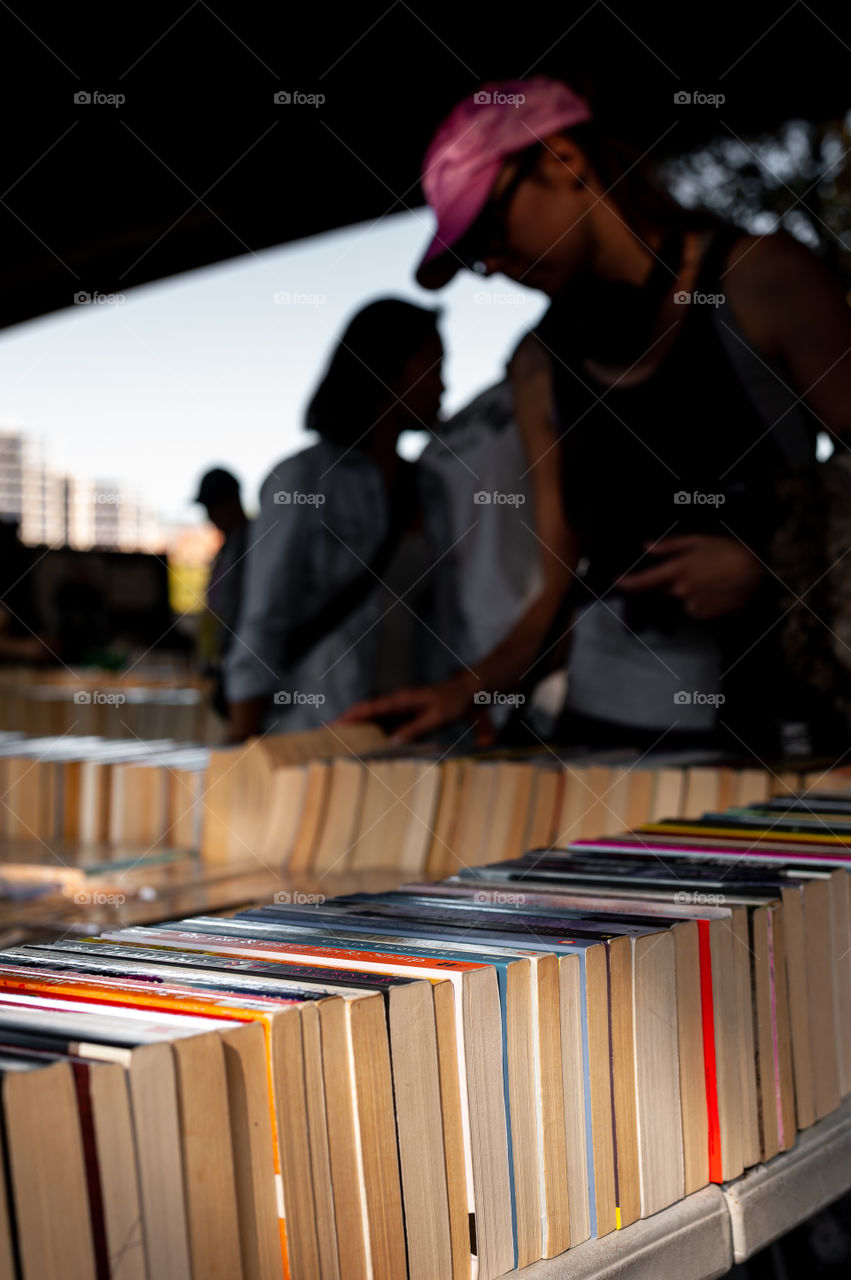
[0,782,849,1278]
[0,734,208,850]
[0,725,393,858]
[1,723,838,880]
[0,668,213,742]
[203,739,838,878]
[0,725,392,938]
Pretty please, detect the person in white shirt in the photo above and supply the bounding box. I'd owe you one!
[418,332,571,740]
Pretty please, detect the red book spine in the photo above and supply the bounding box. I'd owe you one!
[698,921,723,1182]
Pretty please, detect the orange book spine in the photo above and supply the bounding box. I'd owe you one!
[0,969,294,1277]
[639,822,851,847]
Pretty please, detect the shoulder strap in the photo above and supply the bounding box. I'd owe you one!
[692,224,744,296]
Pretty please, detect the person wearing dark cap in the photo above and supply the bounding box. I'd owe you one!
[194,467,250,717]
[342,76,851,754]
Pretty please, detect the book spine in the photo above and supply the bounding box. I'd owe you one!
[697,922,722,1183]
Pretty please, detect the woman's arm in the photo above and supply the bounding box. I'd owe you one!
[467,332,578,688]
[340,333,579,742]
[725,229,851,439]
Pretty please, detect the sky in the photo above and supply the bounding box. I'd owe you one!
[0,210,548,526]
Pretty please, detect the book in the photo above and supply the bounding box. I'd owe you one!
[3,1059,98,1279]
[236,898,680,1233]
[102,920,563,1266]
[20,941,448,1280]
[105,925,513,1280]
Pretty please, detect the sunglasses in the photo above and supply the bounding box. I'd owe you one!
[456,143,544,274]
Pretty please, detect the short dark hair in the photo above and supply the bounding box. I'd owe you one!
[306,297,442,447]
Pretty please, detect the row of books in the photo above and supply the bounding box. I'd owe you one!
[0,724,392,855]
[1,788,850,1279]
[4,721,844,877]
[202,734,840,877]
[0,668,214,743]
[0,734,208,850]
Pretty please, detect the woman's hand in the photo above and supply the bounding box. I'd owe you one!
[616,535,764,620]
[337,671,495,746]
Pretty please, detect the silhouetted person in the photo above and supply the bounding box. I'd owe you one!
[224,298,459,741]
[194,468,250,718]
[343,76,851,756]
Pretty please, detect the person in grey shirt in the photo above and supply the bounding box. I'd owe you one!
[223,298,464,741]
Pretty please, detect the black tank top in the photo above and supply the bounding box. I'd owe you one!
[538,225,820,750]
[545,225,816,591]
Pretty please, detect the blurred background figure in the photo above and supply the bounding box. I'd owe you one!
[0,519,53,664]
[224,297,462,740]
[48,554,111,664]
[422,369,536,662]
[193,467,250,719]
[420,330,571,740]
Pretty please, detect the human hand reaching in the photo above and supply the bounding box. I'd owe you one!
[617,535,764,620]
[337,672,496,747]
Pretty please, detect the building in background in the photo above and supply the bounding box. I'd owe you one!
[0,429,65,545]
[0,427,165,552]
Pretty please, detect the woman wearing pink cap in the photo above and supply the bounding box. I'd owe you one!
[342,77,851,755]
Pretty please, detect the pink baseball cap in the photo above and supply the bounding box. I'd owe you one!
[415,76,593,290]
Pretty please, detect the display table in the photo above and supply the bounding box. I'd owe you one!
[513,1094,851,1278]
